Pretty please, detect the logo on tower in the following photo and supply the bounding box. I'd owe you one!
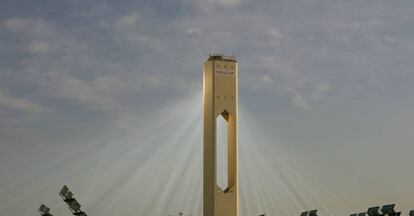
[216,69,235,77]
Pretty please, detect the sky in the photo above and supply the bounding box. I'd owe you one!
[1,0,414,215]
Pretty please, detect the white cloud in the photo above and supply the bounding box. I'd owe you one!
[260,74,273,84]
[268,29,284,47]
[194,0,242,12]
[3,17,84,56]
[313,82,332,100]
[28,41,50,54]
[185,27,202,36]
[316,82,331,93]
[3,15,172,114]
[0,90,48,113]
[3,17,28,32]
[286,87,308,110]
[258,56,310,109]
[367,75,385,91]
[48,72,118,111]
[115,13,139,28]
[3,17,55,37]
[207,0,241,7]
[269,29,283,39]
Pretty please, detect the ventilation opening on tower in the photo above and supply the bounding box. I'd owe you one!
[217,111,229,191]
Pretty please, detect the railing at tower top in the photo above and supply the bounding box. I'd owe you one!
[208,54,237,62]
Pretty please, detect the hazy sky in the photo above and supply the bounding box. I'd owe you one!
[1,0,414,215]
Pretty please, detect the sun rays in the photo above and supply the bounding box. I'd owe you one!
[2,92,354,215]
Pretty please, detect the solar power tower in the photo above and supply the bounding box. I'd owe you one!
[203,54,239,216]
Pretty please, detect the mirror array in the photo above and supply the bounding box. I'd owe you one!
[38,204,53,216]
[38,187,413,216]
[59,185,87,216]
[349,204,401,216]
[38,185,87,216]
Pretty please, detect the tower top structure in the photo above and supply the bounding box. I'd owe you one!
[208,54,237,62]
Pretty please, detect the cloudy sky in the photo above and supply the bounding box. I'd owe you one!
[1,0,414,215]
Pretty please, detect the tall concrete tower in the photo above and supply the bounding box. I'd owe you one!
[203,54,238,216]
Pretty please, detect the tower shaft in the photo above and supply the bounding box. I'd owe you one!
[203,55,238,216]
